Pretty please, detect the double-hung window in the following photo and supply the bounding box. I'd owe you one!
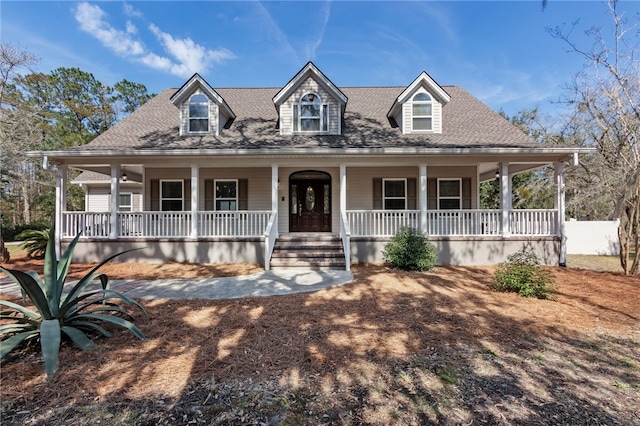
[161,180,183,211]
[215,180,238,211]
[294,93,328,133]
[383,179,406,210]
[118,193,132,212]
[412,92,433,131]
[188,93,209,133]
[438,179,461,209]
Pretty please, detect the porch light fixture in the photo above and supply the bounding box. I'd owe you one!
[121,167,128,182]
[495,169,500,179]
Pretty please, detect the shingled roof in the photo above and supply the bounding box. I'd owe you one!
[69,85,541,152]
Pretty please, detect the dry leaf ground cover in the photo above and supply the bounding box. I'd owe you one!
[1,257,639,425]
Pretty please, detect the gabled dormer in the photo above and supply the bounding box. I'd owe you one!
[387,72,450,134]
[273,62,348,136]
[170,73,235,137]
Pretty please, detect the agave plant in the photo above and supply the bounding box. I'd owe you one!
[16,228,50,258]
[0,231,147,379]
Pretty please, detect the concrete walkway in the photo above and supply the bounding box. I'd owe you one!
[0,268,354,300]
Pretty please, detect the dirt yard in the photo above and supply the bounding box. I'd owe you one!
[1,257,639,425]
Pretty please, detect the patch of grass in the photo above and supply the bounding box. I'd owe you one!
[566,254,623,273]
[479,348,498,357]
[622,358,635,368]
[530,354,545,364]
[436,367,458,385]
[4,242,27,258]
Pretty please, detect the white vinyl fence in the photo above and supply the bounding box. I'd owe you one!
[565,219,620,255]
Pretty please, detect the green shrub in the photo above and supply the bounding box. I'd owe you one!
[0,230,147,379]
[1,222,49,242]
[383,226,437,271]
[492,248,555,299]
[16,228,50,259]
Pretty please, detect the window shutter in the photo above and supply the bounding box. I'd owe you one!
[373,178,382,209]
[204,179,214,210]
[184,179,191,211]
[462,178,472,209]
[407,178,417,209]
[427,178,437,210]
[150,179,159,211]
[238,179,248,210]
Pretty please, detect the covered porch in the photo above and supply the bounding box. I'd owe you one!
[52,155,571,271]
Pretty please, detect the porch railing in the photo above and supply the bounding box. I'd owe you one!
[347,210,420,237]
[198,211,271,237]
[62,211,271,238]
[263,211,279,271]
[509,209,557,236]
[347,209,559,237]
[340,211,351,271]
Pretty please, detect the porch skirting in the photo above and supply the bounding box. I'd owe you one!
[66,235,561,267]
[66,238,265,264]
[350,236,561,266]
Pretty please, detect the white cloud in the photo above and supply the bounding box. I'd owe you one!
[74,2,234,78]
[75,2,144,56]
[122,3,142,18]
[149,24,235,77]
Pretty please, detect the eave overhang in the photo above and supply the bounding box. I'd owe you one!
[387,71,451,118]
[170,73,235,120]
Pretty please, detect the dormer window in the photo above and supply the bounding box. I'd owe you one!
[188,93,209,133]
[412,92,433,131]
[294,93,328,133]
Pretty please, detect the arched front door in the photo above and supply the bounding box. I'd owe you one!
[289,171,331,232]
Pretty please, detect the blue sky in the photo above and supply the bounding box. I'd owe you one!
[2,1,638,117]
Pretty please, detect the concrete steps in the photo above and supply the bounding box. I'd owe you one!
[270,234,346,269]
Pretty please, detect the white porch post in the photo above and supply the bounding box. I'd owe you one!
[555,162,567,266]
[419,164,427,233]
[499,162,511,237]
[191,165,199,238]
[109,164,119,239]
[271,164,278,213]
[54,165,67,260]
[340,165,347,216]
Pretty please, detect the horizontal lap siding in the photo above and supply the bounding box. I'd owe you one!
[200,168,271,210]
[280,77,341,135]
[145,168,271,211]
[86,187,143,212]
[346,166,478,210]
[87,187,110,212]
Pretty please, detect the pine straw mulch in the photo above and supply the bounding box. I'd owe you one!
[1,259,639,425]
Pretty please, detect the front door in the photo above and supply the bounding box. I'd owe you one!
[289,172,331,232]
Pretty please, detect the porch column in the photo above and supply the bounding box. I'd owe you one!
[191,165,199,238]
[109,164,119,239]
[555,162,567,266]
[54,165,67,260]
[499,162,511,237]
[419,164,427,233]
[271,164,278,213]
[340,165,347,216]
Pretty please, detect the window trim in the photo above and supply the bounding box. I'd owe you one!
[118,192,133,212]
[160,179,184,211]
[382,178,407,210]
[437,178,462,210]
[294,92,328,134]
[214,179,238,211]
[411,91,433,132]
[188,93,210,134]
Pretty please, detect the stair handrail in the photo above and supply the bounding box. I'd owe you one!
[340,210,351,271]
[263,211,278,271]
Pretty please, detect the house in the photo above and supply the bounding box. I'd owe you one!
[32,62,589,270]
